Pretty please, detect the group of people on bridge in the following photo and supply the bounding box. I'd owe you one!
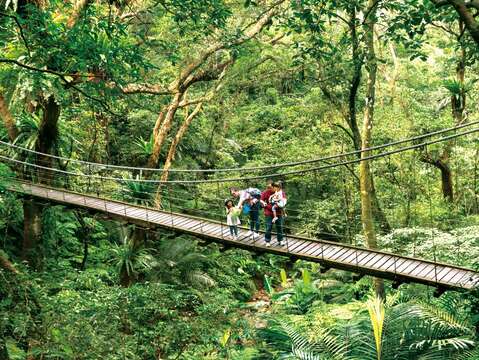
[225,180,287,247]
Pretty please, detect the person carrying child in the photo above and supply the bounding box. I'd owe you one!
[230,187,262,237]
[269,182,287,223]
[260,180,286,247]
[225,199,241,240]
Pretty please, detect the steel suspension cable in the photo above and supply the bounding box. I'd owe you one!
[0,120,478,174]
[1,126,478,184]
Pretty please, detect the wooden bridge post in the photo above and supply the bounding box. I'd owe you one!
[393,255,397,278]
[217,183,224,240]
[168,185,174,228]
[87,164,91,193]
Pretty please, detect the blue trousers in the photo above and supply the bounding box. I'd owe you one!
[265,215,283,243]
[249,203,260,232]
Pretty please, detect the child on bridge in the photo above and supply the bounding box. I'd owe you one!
[225,199,241,240]
[269,182,287,223]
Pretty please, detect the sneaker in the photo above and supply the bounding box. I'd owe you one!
[253,232,260,238]
[277,241,283,247]
[265,242,271,247]
[233,235,238,241]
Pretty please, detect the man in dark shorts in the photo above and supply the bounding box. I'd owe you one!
[260,180,285,247]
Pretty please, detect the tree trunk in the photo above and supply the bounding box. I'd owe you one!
[347,9,390,234]
[436,158,454,201]
[348,8,363,153]
[36,96,60,183]
[371,180,391,233]
[154,103,204,206]
[359,0,385,300]
[452,22,466,125]
[388,43,399,105]
[147,92,183,169]
[161,103,203,182]
[438,160,454,201]
[21,96,60,267]
[0,93,18,141]
[22,198,43,268]
[420,21,466,203]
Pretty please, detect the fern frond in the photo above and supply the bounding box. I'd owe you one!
[409,303,472,335]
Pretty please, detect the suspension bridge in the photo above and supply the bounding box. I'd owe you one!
[1,123,479,291]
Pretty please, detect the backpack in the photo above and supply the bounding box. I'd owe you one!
[246,187,261,199]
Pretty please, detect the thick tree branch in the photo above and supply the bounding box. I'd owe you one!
[430,0,479,44]
[0,59,120,116]
[157,67,228,189]
[0,11,31,56]
[119,83,172,95]
[0,58,103,80]
[448,0,479,43]
[361,0,382,25]
[173,0,286,90]
[431,0,479,9]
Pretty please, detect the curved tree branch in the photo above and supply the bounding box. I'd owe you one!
[0,11,31,56]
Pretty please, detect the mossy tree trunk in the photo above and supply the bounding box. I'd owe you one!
[359,0,385,300]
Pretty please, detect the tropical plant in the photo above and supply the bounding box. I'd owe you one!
[154,237,216,289]
[273,269,323,314]
[110,234,156,286]
[120,175,155,206]
[133,135,154,159]
[13,113,41,151]
[261,296,477,359]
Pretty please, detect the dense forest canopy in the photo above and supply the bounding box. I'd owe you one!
[0,0,479,358]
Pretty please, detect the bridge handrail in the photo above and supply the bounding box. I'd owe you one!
[10,178,479,278]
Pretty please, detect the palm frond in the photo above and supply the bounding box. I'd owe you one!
[280,321,349,360]
[408,303,473,335]
[184,270,216,288]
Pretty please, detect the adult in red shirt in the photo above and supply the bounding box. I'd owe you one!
[260,180,285,247]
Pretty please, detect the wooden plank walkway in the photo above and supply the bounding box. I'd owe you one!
[13,182,479,291]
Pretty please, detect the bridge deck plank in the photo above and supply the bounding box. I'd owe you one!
[15,183,479,290]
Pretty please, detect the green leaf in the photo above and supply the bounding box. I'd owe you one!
[301,268,311,287]
[264,274,273,295]
[6,339,26,360]
[280,268,288,287]
[220,328,231,347]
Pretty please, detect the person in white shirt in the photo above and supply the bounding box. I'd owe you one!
[230,187,261,237]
